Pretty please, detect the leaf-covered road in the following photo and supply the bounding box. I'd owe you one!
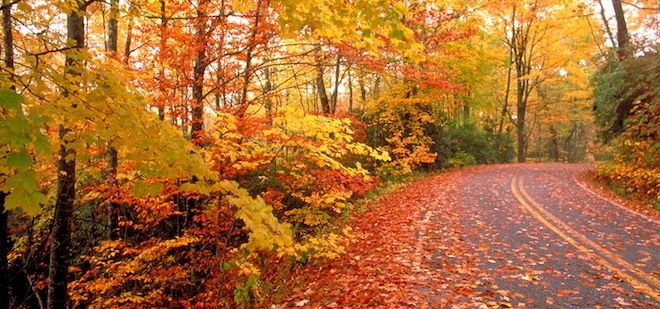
[280,164,659,308]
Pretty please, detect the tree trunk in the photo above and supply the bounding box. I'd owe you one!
[191,0,208,143]
[47,2,84,308]
[463,97,470,123]
[316,64,330,114]
[549,126,559,161]
[610,0,634,134]
[597,0,617,48]
[238,0,263,116]
[157,0,167,121]
[106,0,119,240]
[107,0,118,54]
[214,0,227,110]
[498,49,513,135]
[373,75,380,98]
[0,192,8,309]
[507,5,535,163]
[263,66,273,124]
[1,3,15,306]
[330,54,341,113]
[358,72,366,103]
[347,70,353,112]
[516,78,527,163]
[2,0,14,84]
[611,0,630,59]
[123,3,135,65]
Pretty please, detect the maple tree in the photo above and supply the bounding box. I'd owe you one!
[0,0,651,307]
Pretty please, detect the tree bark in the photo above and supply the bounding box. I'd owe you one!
[1,2,15,306]
[316,64,330,114]
[611,0,630,59]
[106,0,119,240]
[238,0,263,116]
[157,0,167,121]
[123,2,135,65]
[347,70,353,112]
[549,126,559,161]
[597,0,617,48]
[191,0,208,143]
[498,49,513,135]
[610,0,633,134]
[107,0,118,54]
[357,71,366,103]
[330,54,341,113]
[263,66,273,124]
[505,5,539,163]
[47,1,84,308]
[0,192,8,309]
[2,0,14,82]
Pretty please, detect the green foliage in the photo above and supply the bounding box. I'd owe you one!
[233,275,261,308]
[0,90,49,215]
[592,50,659,205]
[448,151,476,168]
[592,51,660,139]
[447,120,514,165]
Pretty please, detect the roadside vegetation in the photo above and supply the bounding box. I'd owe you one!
[0,0,656,307]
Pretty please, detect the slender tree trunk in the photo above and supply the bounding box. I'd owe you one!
[373,75,381,98]
[549,126,559,161]
[215,0,227,110]
[263,66,273,124]
[191,0,209,143]
[316,64,330,114]
[516,74,527,163]
[611,0,633,134]
[0,192,8,309]
[347,70,353,112]
[107,0,118,53]
[157,0,167,121]
[358,75,366,103]
[47,2,84,308]
[597,0,617,48]
[1,2,15,306]
[463,96,470,123]
[611,0,630,59]
[2,0,13,85]
[238,0,262,116]
[123,3,135,65]
[330,54,341,113]
[106,0,119,240]
[508,5,534,163]
[498,50,513,135]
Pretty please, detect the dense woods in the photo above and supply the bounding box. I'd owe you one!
[0,0,656,307]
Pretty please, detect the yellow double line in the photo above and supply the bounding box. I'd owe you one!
[511,176,659,301]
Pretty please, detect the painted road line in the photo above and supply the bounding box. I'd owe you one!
[510,177,660,301]
[517,177,660,289]
[573,175,660,225]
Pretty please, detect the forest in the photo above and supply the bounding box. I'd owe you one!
[0,0,657,308]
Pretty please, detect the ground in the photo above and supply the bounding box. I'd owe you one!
[275,163,659,308]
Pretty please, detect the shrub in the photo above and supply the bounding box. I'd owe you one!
[448,151,477,168]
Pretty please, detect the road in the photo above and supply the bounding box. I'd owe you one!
[455,164,658,307]
[281,164,659,308]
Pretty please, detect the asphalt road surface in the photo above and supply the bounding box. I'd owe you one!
[456,164,658,307]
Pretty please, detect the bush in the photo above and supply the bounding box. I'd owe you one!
[448,151,477,168]
[446,120,514,165]
[362,85,438,175]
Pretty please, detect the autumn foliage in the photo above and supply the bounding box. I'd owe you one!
[0,0,632,307]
